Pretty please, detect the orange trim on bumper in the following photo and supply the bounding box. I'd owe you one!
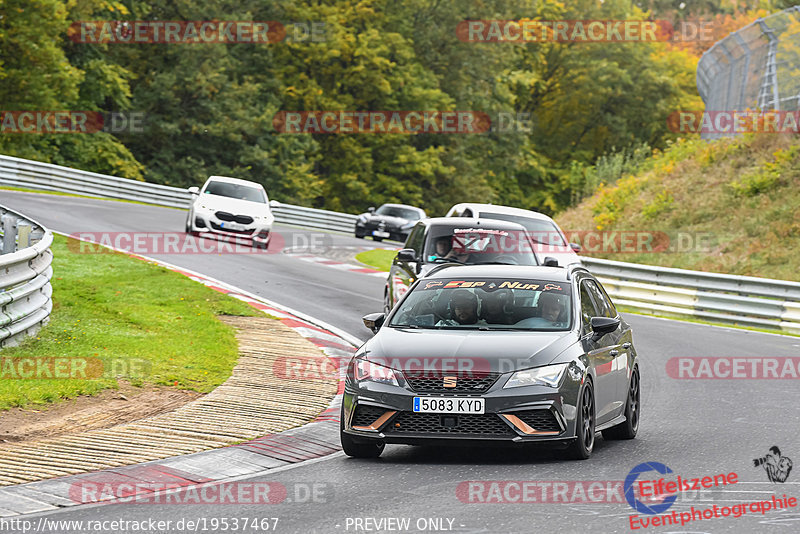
[352,410,397,431]
[501,413,561,435]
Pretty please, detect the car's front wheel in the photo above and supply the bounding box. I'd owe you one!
[602,366,639,440]
[564,378,595,460]
[340,408,385,459]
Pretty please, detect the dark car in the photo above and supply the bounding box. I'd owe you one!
[355,203,426,242]
[341,264,640,460]
[384,217,545,314]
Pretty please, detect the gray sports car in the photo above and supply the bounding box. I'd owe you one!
[341,263,640,460]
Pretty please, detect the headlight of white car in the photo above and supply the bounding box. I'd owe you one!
[504,363,568,389]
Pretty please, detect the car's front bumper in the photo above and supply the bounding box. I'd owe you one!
[192,212,272,241]
[342,372,583,445]
[355,222,410,241]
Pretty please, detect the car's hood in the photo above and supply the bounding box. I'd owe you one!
[195,195,271,216]
[359,327,577,374]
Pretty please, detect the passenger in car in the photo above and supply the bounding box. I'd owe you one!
[538,292,568,325]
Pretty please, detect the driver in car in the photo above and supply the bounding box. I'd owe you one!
[429,236,452,261]
[436,290,484,326]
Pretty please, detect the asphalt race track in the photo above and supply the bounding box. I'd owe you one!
[4,190,800,533]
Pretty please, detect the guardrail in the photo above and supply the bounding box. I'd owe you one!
[582,257,800,335]
[0,154,357,233]
[0,204,53,347]
[0,154,191,209]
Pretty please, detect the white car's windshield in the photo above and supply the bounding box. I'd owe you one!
[479,213,567,246]
[424,227,539,266]
[203,181,267,203]
[389,278,572,331]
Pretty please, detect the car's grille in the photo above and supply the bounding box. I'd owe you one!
[514,409,562,433]
[403,372,501,394]
[210,221,254,235]
[352,405,389,428]
[215,211,254,225]
[387,412,513,436]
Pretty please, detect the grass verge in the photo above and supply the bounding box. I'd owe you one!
[355,248,395,272]
[0,234,259,410]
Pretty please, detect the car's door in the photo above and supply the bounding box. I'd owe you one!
[390,222,425,309]
[577,277,621,424]
[585,279,628,417]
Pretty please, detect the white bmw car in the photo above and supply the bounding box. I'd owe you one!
[186,176,276,246]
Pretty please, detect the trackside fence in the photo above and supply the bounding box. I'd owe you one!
[582,257,800,334]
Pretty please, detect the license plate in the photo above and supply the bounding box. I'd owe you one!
[220,221,245,231]
[372,230,390,238]
[413,397,484,414]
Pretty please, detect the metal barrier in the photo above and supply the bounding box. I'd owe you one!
[697,7,800,139]
[0,205,53,347]
[0,154,191,208]
[0,153,357,234]
[582,257,800,335]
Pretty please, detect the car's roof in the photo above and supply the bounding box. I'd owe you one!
[421,217,529,230]
[205,175,265,188]
[380,203,425,212]
[424,264,573,283]
[450,203,555,222]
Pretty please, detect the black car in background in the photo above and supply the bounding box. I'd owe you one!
[355,203,426,242]
[342,264,640,460]
[384,217,544,314]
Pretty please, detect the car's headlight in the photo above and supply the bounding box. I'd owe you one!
[357,215,368,224]
[504,363,568,389]
[400,222,415,230]
[354,359,399,387]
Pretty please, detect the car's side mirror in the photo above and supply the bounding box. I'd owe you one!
[543,256,559,267]
[187,186,199,195]
[269,200,281,208]
[590,316,620,339]
[570,243,582,253]
[362,312,385,334]
[396,248,417,263]
[368,206,376,213]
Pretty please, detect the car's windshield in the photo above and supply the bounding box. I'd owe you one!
[424,227,538,265]
[479,212,567,246]
[375,205,421,220]
[389,278,572,331]
[203,181,267,203]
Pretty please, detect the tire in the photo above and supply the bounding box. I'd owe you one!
[602,366,640,440]
[373,237,384,242]
[340,406,385,459]
[564,379,595,460]
[355,232,364,239]
[185,217,192,233]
